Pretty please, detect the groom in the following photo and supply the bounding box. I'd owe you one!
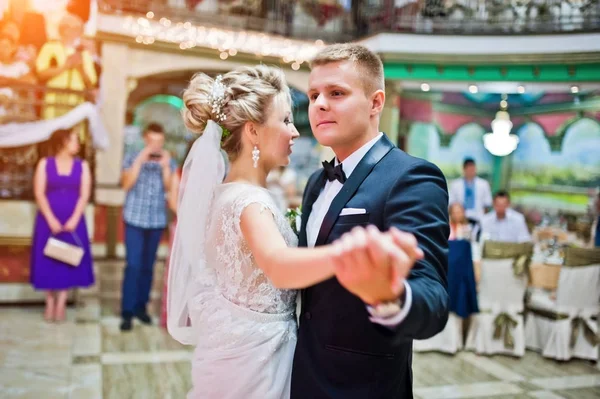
[292,44,450,398]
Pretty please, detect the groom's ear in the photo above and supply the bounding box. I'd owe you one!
[370,89,385,117]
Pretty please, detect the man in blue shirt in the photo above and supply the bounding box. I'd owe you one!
[120,123,176,331]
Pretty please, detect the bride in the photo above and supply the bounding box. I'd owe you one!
[167,65,406,398]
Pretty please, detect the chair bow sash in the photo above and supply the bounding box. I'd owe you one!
[493,312,519,349]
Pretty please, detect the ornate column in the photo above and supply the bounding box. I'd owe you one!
[96,41,130,257]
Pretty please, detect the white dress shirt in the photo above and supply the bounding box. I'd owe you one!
[480,208,532,243]
[305,133,412,327]
[449,176,492,222]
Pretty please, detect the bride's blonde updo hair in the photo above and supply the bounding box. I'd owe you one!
[182,65,291,161]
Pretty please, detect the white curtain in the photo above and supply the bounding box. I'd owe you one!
[0,101,109,149]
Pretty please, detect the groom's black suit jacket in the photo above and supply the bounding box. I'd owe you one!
[291,135,449,399]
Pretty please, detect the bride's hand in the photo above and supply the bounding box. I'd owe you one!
[332,226,423,306]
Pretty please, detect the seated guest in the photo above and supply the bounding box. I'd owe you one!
[480,190,531,243]
[449,202,473,240]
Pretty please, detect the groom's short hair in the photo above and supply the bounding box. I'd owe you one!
[310,43,384,95]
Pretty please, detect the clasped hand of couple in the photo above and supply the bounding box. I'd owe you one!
[331,226,423,306]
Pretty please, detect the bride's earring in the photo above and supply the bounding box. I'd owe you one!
[252,145,260,168]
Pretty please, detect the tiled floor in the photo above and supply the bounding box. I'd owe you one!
[1,258,599,399]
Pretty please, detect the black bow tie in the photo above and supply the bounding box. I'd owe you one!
[322,159,347,184]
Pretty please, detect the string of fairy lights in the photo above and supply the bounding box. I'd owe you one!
[123,12,325,70]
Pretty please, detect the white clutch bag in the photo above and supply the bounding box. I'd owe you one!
[43,234,84,267]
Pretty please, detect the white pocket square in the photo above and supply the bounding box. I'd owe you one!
[340,208,367,216]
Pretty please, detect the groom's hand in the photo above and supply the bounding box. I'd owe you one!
[333,226,423,306]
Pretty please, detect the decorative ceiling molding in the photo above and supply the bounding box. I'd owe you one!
[385,63,600,82]
[380,52,600,65]
[362,32,600,60]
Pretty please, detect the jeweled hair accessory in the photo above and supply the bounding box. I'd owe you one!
[208,75,227,123]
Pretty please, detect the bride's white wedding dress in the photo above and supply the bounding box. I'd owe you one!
[187,182,298,398]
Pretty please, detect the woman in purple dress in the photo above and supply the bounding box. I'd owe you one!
[31,129,94,322]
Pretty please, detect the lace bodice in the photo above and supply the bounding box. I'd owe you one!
[204,182,298,314]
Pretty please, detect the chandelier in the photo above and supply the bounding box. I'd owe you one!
[483,95,519,157]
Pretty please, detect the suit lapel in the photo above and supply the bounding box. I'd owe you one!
[298,170,326,247]
[314,135,395,247]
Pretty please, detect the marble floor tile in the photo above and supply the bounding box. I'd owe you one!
[552,386,600,399]
[415,381,523,399]
[72,324,101,357]
[0,367,70,399]
[101,320,185,353]
[528,391,567,399]
[475,396,530,399]
[101,350,191,365]
[490,352,597,378]
[74,297,101,323]
[72,355,101,365]
[458,352,527,382]
[3,297,600,399]
[100,298,162,318]
[69,363,102,399]
[100,298,121,317]
[529,374,600,390]
[77,282,100,297]
[413,352,499,387]
[102,362,191,399]
[0,309,72,368]
[101,317,185,353]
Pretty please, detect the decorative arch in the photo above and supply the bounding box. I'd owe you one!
[513,120,548,139]
[446,122,493,178]
[126,46,310,92]
[512,122,553,166]
[134,94,184,125]
[557,116,600,152]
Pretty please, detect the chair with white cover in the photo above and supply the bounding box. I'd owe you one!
[413,313,463,354]
[414,239,479,354]
[465,241,533,357]
[525,247,600,361]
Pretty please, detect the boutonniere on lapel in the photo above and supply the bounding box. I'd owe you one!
[285,206,302,236]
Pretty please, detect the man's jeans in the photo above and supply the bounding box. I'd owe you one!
[121,223,164,318]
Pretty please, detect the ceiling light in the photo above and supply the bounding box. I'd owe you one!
[483,108,519,157]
